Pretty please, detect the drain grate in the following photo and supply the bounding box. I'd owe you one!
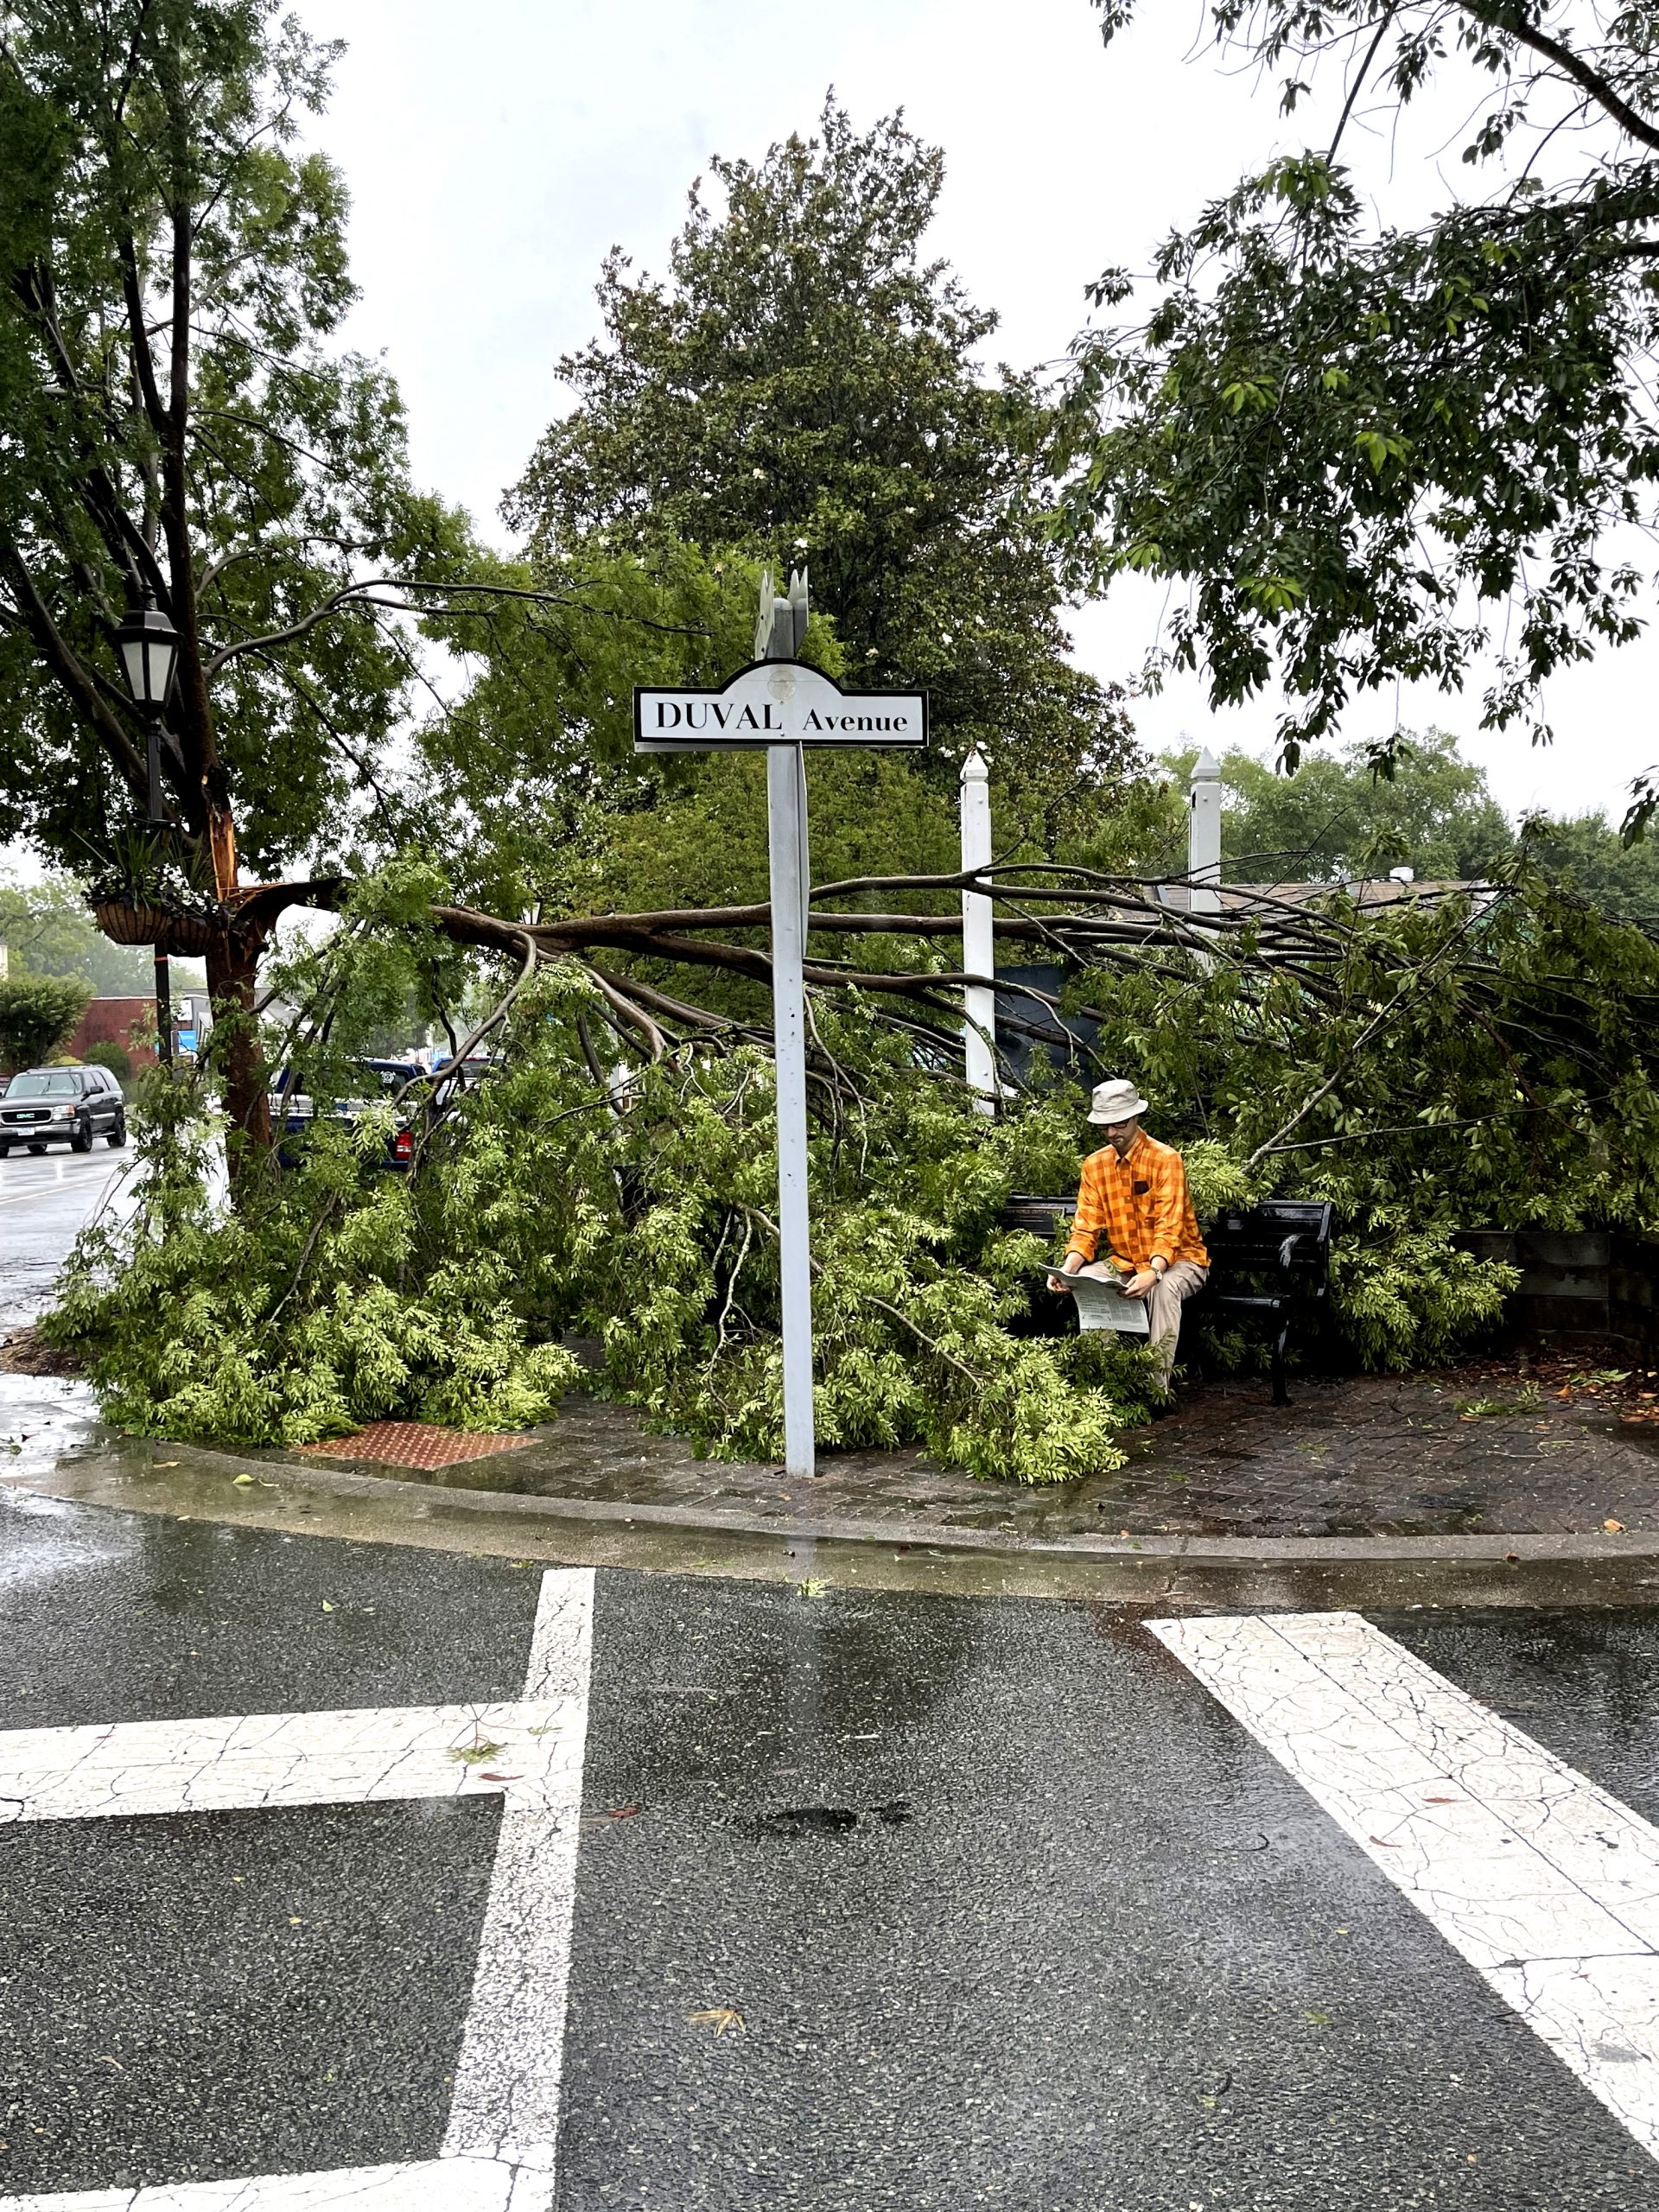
[295,1421,537,1471]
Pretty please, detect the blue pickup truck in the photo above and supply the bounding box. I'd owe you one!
[268,1055,499,1169]
[268,1058,419,1169]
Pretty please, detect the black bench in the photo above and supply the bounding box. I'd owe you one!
[1005,1192,1333,1405]
[1195,1199,1332,1406]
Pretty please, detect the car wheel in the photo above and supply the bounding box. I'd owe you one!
[27,1143,45,1155]
[70,1118,93,1153]
[107,1116,127,1148]
[0,1143,9,1158]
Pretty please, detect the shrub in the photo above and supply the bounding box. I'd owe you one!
[0,974,91,1074]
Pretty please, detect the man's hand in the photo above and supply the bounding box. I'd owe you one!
[1047,1261,1084,1292]
[1122,1269,1159,1298]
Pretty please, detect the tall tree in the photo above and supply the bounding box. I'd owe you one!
[1054,4,1659,807]
[0,0,480,1146]
[0,871,204,992]
[1204,728,1516,883]
[509,97,1138,846]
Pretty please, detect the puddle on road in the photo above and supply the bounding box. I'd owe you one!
[0,1371,105,1483]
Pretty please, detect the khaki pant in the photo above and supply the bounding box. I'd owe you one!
[1077,1260,1210,1389]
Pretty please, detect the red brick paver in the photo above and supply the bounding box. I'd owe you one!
[296,1421,535,1470]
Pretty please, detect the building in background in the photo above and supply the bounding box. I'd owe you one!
[67,991,213,1071]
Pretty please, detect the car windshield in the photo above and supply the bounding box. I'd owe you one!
[6,1071,79,1098]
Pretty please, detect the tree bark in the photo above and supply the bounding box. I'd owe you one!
[204,927,270,1161]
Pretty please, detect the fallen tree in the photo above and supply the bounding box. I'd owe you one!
[47,850,1659,1477]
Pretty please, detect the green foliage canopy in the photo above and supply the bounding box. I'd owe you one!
[0,971,91,1071]
[1057,4,1659,787]
[0,0,474,889]
[508,97,1139,846]
[1187,728,1514,884]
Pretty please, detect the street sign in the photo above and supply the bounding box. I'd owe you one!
[630,571,925,1478]
[635,660,926,752]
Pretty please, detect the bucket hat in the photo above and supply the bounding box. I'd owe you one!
[1087,1077,1149,1124]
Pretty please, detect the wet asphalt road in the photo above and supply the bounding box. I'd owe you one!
[0,1143,137,1333]
[4,1490,1659,2209]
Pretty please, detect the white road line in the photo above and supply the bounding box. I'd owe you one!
[442,1567,594,2175]
[0,1699,581,1823]
[0,1179,123,1211]
[1151,1609,1659,2158]
[0,2156,540,2209]
[0,1566,595,2212]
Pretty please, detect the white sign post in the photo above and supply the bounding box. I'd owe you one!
[634,573,927,1479]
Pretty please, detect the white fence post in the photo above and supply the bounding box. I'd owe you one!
[1189,747,1222,918]
[960,747,996,1111]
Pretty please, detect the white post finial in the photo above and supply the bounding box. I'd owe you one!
[960,747,995,1111]
[1189,747,1222,919]
[753,569,776,661]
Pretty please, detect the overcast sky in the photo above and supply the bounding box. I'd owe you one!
[279,1,1659,826]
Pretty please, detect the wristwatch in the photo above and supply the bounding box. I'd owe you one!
[1150,1258,1167,1278]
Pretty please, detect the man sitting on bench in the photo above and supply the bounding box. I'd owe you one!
[1047,1077,1210,1393]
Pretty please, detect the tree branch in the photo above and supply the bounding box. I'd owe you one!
[1471,4,1659,156]
[0,532,148,799]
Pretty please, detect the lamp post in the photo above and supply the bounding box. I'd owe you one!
[113,596,181,1070]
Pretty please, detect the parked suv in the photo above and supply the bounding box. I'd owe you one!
[0,1065,127,1155]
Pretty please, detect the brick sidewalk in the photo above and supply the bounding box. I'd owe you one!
[287,1349,1659,1542]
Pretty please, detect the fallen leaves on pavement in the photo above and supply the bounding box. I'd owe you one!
[449,1742,503,1765]
[687,2005,745,2037]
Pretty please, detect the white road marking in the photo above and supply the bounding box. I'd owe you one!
[0,1166,131,1210]
[1151,1608,1659,2158]
[0,1700,579,1823]
[442,1567,594,2176]
[0,1567,594,2212]
[0,2157,539,2209]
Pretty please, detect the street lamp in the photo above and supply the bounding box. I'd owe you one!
[113,596,181,721]
[113,595,181,1069]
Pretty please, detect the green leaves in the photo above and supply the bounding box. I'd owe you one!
[1056,3,1659,767]
[1353,429,1409,475]
[0,0,480,887]
[0,971,91,1074]
[505,93,1140,848]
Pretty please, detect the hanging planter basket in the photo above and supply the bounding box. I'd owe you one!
[92,898,219,960]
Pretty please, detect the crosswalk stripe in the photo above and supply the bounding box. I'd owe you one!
[441,1566,594,2178]
[0,2155,524,2209]
[0,1567,594,2212]
[1151,1608,1659,2160]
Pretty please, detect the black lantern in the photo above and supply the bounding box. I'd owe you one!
[113,596,180,716]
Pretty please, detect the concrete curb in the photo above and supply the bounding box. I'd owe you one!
[149,1439,1659,1568]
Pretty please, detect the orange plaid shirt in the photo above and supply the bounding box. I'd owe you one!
[1065,1132,1209,1274]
